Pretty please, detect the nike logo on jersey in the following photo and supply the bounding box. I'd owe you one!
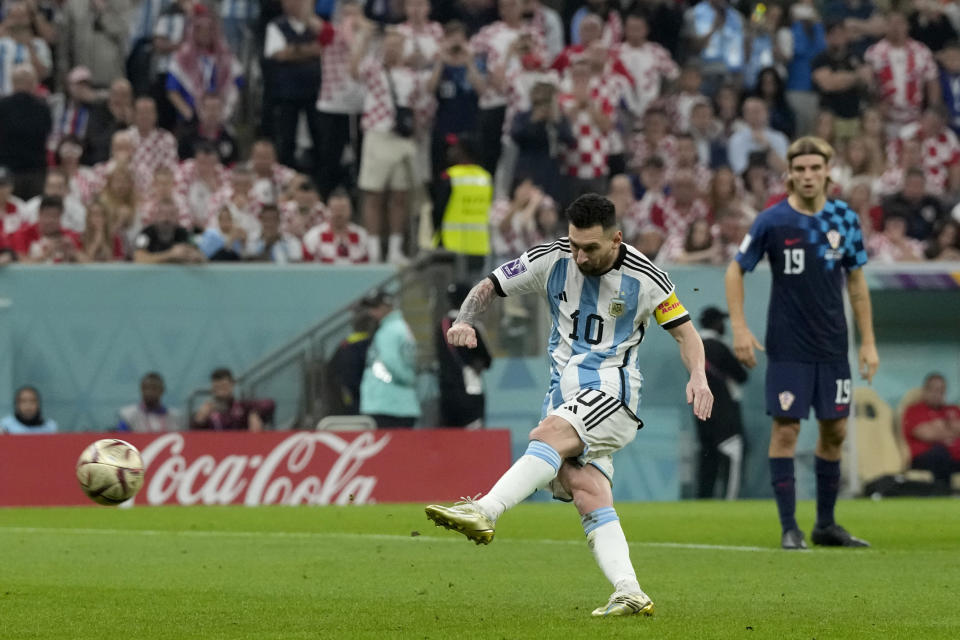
[784,238,802,246]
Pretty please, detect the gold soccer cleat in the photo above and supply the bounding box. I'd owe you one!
[425,498,495,545]
[591,591,655,617]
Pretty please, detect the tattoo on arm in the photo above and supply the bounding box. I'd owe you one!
[455,279,495,326]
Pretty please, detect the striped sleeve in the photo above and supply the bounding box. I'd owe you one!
[489,238,569,298]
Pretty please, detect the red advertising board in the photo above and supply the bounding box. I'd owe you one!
[0,430,511,507]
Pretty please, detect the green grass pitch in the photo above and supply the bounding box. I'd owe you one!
[1,499,958,639]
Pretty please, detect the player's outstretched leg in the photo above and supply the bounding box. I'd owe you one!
[810,420,870,547]
[425,440,563,545]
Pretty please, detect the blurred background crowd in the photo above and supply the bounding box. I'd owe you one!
[0,0,957,268]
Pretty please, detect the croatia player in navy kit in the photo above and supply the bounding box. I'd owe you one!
[426,194,714,616]
[725,137,879,550]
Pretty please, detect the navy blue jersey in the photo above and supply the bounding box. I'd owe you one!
[736,198,868,362]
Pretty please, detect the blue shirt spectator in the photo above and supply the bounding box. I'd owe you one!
[786,15,826,91]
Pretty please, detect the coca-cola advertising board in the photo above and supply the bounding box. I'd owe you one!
[0,430,511,507]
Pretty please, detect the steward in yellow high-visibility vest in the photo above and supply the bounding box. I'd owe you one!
[433,137,493,256]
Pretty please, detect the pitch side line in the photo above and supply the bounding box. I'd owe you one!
[0,526,775,552]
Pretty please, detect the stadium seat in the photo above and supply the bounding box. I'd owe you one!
[315,415,377,431]
[853,387,913,486]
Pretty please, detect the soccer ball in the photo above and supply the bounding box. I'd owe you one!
[76,439,145,506]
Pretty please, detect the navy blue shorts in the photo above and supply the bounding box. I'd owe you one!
[765,360,852,421]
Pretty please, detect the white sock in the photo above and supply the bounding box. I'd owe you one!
[387,233,404,259]
[477,441,561,522]
[583,509,641,594]
[367,235,382,263]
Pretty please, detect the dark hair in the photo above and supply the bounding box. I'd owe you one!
[39,195,64,212]
[194,140,218,157]
[328,187,351,201]
[298,177,318,192]
[443,19,466,36]
[566,194,617,230]
[210,368,234,382]
[905,166,926,180]
[924,372,946,386]
[14,385,44,427]
[260,203,280,217]
[141,372,164,386]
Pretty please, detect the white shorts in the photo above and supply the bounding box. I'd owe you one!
[358,129,417,192]
[545,388,641,501]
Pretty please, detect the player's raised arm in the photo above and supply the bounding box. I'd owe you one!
[447,278,496,348]
[667,320,714,421]
[724,261,764,368]
[846,268,879,383]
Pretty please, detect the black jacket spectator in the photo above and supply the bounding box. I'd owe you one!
[0,68,52,199]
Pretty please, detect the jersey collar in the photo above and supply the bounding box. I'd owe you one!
[601,244,627,275]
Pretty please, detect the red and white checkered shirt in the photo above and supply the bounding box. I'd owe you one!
[559,90,613,179]
[302,221,369,264]
[397,21,443,66]
[590,72,632,154]
[280,200,328,239]
[875,165,905,197]
[138,191,193,228]
[175,160,230,228]
[896,123,960,196]
[207,186,263,228]
[866,232,925,262]
[628,133,677,174]
[127,127,179,186]
[316,21,365,114]
[667,164,714,193]
[864,38,937,126]
[648,196,711,240]
[358,57,421,133]
[612,41,678,116]
[85,160,154,201]
[470,21,546,109]
[251,164,298,205]
[489,196,557,257]
[666,91,706,134]
[600,11,623,46]
[1,198,27,236]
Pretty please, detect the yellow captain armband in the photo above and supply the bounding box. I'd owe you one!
[654,291,690,329]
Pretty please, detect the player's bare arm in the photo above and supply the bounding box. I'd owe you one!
[846,268,879,383]
[447,278,496,349]
[724,261,764,368]
[667,321,714,421]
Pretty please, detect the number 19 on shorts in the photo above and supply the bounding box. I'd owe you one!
[835,378,851,404]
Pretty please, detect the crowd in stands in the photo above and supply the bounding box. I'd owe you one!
[0,0,957,267]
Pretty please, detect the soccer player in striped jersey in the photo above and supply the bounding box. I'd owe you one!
[425,194,713,617]
[725,136,880,550]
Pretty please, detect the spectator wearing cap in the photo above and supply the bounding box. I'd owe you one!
[695,306,748,499]
[359,292,421,428]
[59,0,128,89]
[302,188,369,264]
[47,66,97,157]
[116,372,184,433]
[0,64,51,200]
[176,93,239,165]
[437,282,491,428]
[0,166,27,237]
[0,1,52,96]
[9,195,85,263]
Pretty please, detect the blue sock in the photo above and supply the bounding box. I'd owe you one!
[580,507,619,536]
[769,457,798,533]
[815,456,841,528]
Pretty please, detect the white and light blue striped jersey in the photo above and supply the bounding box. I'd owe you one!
[489,239,690,418]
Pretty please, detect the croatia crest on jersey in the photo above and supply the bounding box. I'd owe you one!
[609,296,626,318]
[826,229,841,250]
